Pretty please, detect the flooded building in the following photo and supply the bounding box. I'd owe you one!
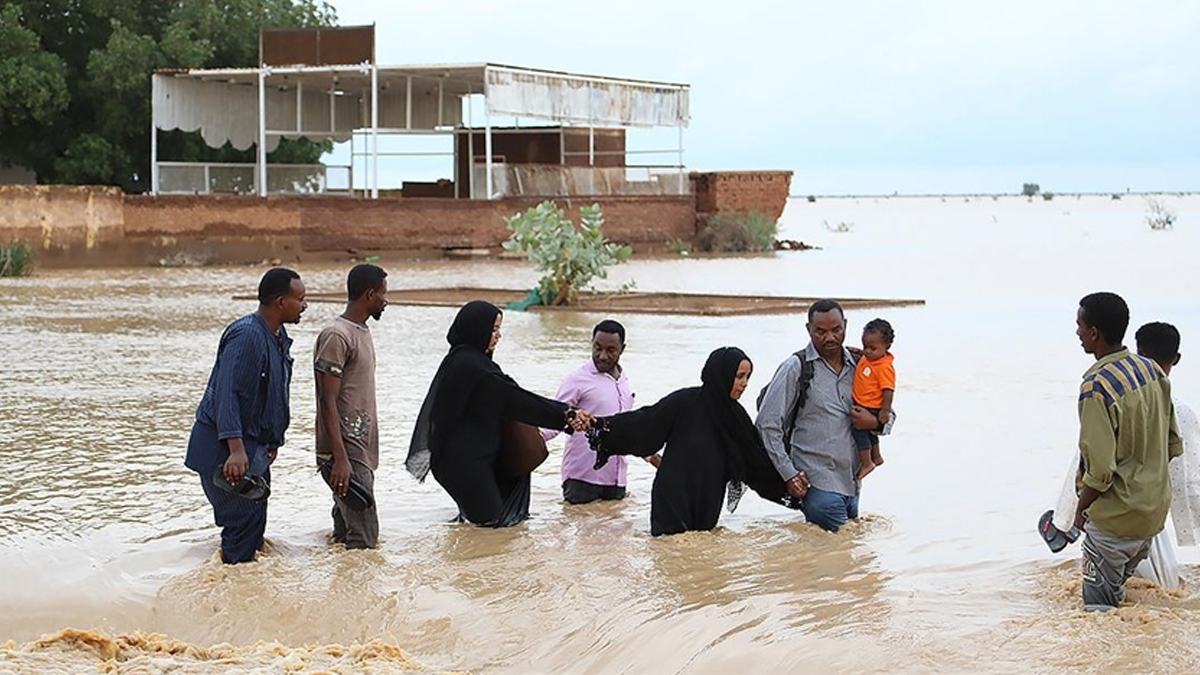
[0,26,791,265]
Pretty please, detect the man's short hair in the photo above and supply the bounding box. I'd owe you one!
[347,263,387,301]
[258,267,300,304]
[593,319,626,345]
[1079,292,1129,345]
[1135,321,1180,366]
[808,298,844,321]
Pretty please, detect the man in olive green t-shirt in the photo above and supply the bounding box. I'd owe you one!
[1072,292,1183,611]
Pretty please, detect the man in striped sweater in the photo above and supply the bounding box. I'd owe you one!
[1072,291,1182,611]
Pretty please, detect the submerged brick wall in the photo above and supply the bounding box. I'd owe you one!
[123,194,694,253]
[123,195,301,237]
[691,171,793,223]
[2,173,790,267]
[0,185,125,260]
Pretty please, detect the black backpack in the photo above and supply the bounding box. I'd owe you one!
[756,351,817,447]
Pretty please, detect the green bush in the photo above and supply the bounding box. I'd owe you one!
[502,201,631,306]
[0,240,35,277]
[1022,183,1041,197]
[1042,192,1055,201]
[668,238,692,255]
[696,211,778,253]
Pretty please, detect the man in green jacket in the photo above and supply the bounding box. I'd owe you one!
[1072,291,1183,611]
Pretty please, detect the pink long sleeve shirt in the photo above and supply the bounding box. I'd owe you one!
[544,360,635,486]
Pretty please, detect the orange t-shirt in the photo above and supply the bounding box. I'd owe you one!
[853,353,895,409]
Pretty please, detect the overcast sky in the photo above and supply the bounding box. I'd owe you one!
[328,0,1199,194]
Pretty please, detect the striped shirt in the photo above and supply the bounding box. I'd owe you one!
[193,314,293,446]
[1077,348,1183,540]
[757,343,859,496]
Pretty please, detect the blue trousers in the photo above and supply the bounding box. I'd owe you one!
[801,486,859,533]
[188,421,273,563]
[199,467,270,564]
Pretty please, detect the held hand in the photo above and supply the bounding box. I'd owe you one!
[646,453,662,469]
[328,457,353,498]
[847,346,864,357]
[786,472,809,499]
[569,409,594,432]
[850,405,880,431]
[1073,509,1085,532]
[223,444,249,485]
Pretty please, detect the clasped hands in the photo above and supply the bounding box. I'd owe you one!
[786,471,810,499]
[566,408,595,432]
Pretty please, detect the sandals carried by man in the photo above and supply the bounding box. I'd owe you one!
[212,470,271,502]
[317,462,375,511]
[1038,509,1080,553]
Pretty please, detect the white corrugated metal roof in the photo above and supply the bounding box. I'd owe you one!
[153,62,689,150]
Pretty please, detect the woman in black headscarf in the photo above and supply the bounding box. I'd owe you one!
[407,301,582,527]
[588,346,802,536]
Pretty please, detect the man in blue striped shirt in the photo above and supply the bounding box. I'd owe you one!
[185,268,308,564]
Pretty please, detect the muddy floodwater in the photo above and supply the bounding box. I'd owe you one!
[2,195,1199,673]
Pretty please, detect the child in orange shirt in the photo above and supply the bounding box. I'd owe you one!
[854,318,895,480]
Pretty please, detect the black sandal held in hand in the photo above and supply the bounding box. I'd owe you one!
[1037,509,1079,553]
[586,419,613,471]
[317,462,376,511]
[212,469,271,502]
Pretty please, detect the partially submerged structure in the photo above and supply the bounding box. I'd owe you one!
[151,25,691,201]
[0,26,793,266]
[247,287,927,317]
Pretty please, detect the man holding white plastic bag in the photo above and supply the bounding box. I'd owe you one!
[1042,320,1196,592]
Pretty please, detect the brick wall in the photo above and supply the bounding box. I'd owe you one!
[124,194,302,237]
[690,171,793,223]
[125,194,694,253]
[4,180,796,266]
[0,185,125,258]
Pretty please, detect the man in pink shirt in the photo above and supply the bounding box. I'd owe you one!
[545,320,659,504]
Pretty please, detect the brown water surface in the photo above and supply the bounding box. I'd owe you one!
[2,195,1199,673]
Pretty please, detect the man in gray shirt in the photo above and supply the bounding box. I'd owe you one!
[755,299,882,532]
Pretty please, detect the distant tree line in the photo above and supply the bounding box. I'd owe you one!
[0,0,337,192]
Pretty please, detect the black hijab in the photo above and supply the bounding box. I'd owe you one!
[446,300,501,354]
[700,346,795,510]
[406,301,504,481]
[700,347,757,483]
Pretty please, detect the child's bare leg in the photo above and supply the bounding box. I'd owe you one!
[857,449,876,480]
[870,443,884,466]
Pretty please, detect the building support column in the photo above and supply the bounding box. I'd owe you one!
[150,75,159,195]
[370,64,379,199]
[484,105,493,200]
[257,66,267,197]
[677,125,685,195]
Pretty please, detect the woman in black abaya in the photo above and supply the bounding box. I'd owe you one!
[589,346,803,536]
[407,301,582,527]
